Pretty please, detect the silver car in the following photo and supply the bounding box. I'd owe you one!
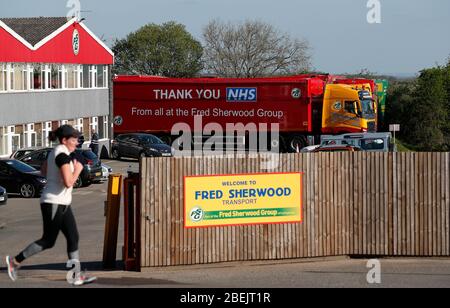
[0,185,8,206]
[101,164,113,182]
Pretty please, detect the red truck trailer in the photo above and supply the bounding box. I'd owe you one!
[113,75,376,152]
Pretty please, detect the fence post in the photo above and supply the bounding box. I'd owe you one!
[123,171,141,272]
[103,174,123,269]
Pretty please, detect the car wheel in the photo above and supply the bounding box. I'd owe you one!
[111,149,121,160]
[20,183,36,198]
[74,177,83,189]
[289,135,307,153]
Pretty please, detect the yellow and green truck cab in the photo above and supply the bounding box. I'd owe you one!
[375,79,389,126]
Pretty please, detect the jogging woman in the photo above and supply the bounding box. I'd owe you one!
[6,125,96,286]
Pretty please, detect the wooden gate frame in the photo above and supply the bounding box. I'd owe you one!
[123,172,141,272]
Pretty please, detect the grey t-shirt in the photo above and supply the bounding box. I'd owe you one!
[40,145,74,206]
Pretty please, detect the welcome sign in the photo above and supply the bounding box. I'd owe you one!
[184,173,302,228]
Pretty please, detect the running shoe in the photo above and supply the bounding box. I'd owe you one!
[6,256,19,282]
[72,271,97,286]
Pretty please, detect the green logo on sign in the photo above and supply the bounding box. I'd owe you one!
[190,207,204,222]
[72,29,80,55]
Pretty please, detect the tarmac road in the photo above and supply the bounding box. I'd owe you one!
[1,159,450,288]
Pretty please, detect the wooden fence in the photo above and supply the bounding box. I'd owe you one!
[139,153,450,267]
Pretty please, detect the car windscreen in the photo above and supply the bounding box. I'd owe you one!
[140,135,165,145]
[14,151,31,159]
[361,139,385,150]
[6,160,37,173]
[116,135,128,142]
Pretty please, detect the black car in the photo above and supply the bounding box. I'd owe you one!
[20,148,102,188]
[10,147,44,160]
[70,149,103,188]
[0,185,7,206]
[111,133,173,160]
[19,148,52,170]
[0,160,47,198]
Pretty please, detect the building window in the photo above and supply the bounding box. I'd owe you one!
[8,63,32,91]
[0,64,6,92]
[9,64,14,90]
[42,121,52,147]
[22,65,27,90]
[97,65,108,88]
[75,118,83,134]
[33,65,43,90]
[24,123,37,148]
[82,65,90,88]
[90,117,98,135]
[12,64,22,90]
[50,64,62,89]
[0,127,5,156]
[90,65,97,88]
[34,123,43,147]
[0,63,105,93]
[5,126,21,154]
[75,65,82,89]
[42,65,51,90]
[104,66,108,87]
[100,116,109,139]
[27,64,33,90]
[83,117,90,138]
[59,65,65,89]
[66,65,77,89]
[0,63,104,92]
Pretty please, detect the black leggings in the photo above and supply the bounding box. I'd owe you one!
[15,203,79,263]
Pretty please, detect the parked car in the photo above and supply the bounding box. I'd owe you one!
[10,147,44,160]
[312,145,362,152]
[20,148,103,188]
[0,160,47,198]
[71,149,104,188]
[111,133,173,160]
[300,145,320,153]
[320,133,394,152]
[0,185,7,206]
[19,147,52,170]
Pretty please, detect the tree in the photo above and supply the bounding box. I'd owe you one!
[444,57,450,148]
[406,67,448,151]
[202,20,311,77]
[384,81,415,134]
[112,22,203,77]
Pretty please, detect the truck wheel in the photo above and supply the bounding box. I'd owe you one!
[289,136,307,153]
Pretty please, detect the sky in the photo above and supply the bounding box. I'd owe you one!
[1,0,449,76]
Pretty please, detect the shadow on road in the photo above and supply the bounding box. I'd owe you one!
[0,261,185,286]
[95,277,184,286]
[0,261,114,272]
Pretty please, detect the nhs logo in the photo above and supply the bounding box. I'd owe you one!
[226,88,257,102]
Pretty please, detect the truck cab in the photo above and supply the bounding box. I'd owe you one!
[321,84,377,134]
